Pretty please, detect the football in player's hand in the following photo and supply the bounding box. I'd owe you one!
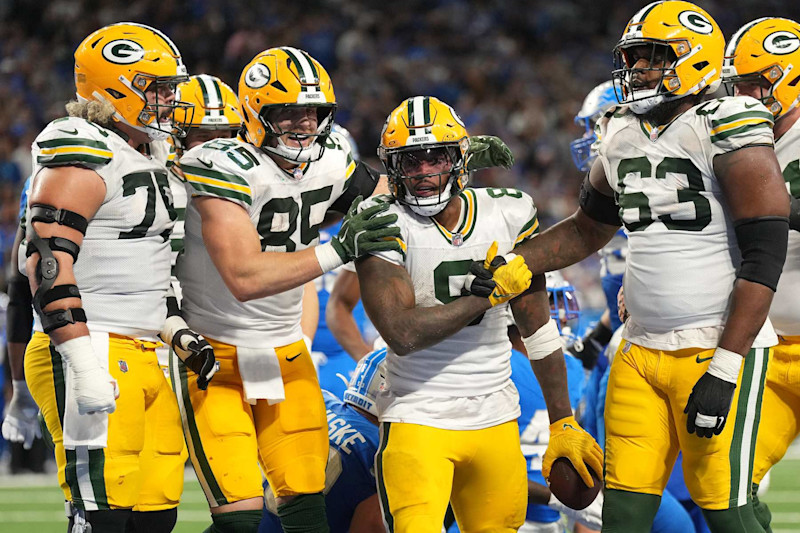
[548,457,602,510]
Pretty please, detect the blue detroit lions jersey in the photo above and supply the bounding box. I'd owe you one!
[19,176,31,223]
[260,390,379,533]
[514,349,585,524]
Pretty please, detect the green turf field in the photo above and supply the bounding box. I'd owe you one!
[1,457,798,532]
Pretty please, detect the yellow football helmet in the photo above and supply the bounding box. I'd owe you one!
[612,1,724,114]
[74,22,192,141]
[238,47,336,163]
[723,18,800,119]
[174,74,241,147]
[378,96,470,217]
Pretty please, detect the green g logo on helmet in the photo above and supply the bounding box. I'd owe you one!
[678,10,714,35]
[102,39,145,64]
[763,31,800,55]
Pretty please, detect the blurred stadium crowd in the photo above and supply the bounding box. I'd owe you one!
[0,0,797,320]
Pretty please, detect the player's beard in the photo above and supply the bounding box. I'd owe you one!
[642,92,706,126]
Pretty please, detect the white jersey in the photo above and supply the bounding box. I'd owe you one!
[770,117,800,336]
[177,132,363,347]
[598,96,777,350]
[30,116,175,339]
[167,164,187,290]
[365,188,540,429]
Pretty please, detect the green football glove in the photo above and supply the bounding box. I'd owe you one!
[466,135,515,171]
[331,196,402,262]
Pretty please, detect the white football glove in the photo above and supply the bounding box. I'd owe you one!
[57,337,117,415]
[2,380,42,449]
[549,487,603,531]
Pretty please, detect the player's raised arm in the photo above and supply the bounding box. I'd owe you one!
[514,159,621,275]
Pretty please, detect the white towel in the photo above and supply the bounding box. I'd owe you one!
[237,346,285,405]
[62,331,111,450]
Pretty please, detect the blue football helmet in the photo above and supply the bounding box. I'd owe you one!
[570,81,619,172]
[343,347,387,416]
[546,271,581,344]
[332,123,360,161]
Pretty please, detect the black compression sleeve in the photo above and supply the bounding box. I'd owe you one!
[734,216,789,291]
[790,196,800,232]
[7,275,33,344]
[329,161,380,214]
[578,175,622,226]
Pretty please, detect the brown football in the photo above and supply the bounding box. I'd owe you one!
[548,457,602,510]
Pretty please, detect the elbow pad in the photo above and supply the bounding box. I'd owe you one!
[578,175,622,226]
[734,216,789,291]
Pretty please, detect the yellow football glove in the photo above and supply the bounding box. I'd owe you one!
[542,415,604,488]
[484,241,532,306]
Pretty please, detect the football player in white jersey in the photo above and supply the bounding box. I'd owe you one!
[356,96,602,533]
[20,22,196,532]
[722,16,800,532]
[154,74,244,379]
[512,2,790,532]
[175,47,403,533]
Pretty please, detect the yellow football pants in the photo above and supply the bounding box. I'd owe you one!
[604,340,769,510]
[376,420,527,533]
[753,336,800,485]
[25,331,186,511]
[171,337,328,507]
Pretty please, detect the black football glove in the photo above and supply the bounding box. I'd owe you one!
[172,329,217,390]
[684,372,736,438]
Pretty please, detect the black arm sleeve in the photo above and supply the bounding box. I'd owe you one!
[329,162,381,214]
[7,274,34,344]
[790,196,800,232]
[734,216,789,291]
[578,175,622,226]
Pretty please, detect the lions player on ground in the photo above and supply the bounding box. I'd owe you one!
[21,23,195,532]
[260,348,387,533]
[513,2,790,532]
[723,16,800,532]
[356,96,602,533]
[175,47,401,533]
